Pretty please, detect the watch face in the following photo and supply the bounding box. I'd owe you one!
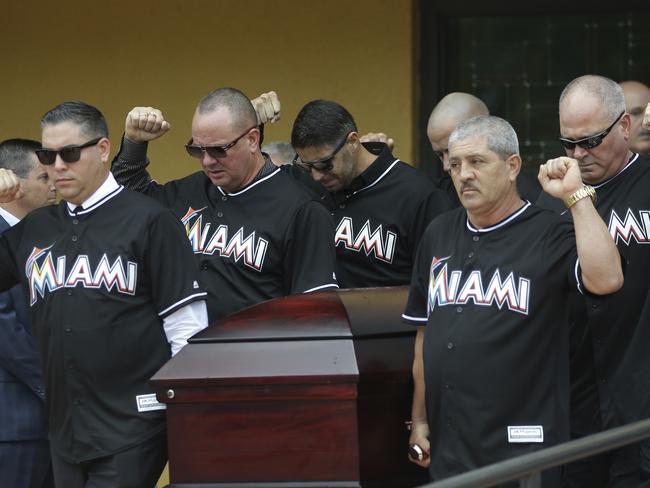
[408,444,424,461]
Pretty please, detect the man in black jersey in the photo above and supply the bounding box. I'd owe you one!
[0,101,208,488]
[537,74,650,487]
[404,115,622,485]
[112,88,338,323]
[290,100,451,288]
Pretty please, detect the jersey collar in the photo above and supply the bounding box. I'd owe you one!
[338,142,399,198]
[592,152,639,190]
[216,156,281,197]
[466,200,532,233]
[66,173,124,216]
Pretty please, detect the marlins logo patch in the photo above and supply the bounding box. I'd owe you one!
[181,207,268,271]
[428,256,530,315]
[26,245,137,306]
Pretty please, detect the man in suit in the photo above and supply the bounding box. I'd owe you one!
[0,138,56,487]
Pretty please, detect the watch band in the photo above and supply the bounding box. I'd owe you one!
[564,185,596,209]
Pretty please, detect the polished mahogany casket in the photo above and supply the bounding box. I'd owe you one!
[150,287,428,487]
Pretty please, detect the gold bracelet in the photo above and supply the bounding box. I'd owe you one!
[564,185,596,209]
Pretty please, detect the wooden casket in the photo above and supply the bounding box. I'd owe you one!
[150,287,428,487]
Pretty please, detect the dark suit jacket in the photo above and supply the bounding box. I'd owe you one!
[0,214,48,441]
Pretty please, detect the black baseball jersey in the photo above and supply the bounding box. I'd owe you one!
[562,153,650,431]
[284,143,451,287]
[0,182,206,463]
[403,202,581,481]
[113,142,338,322]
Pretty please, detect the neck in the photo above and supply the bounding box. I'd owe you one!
[467,191,524,229]
[353,144,379,179]
[231,151,266,192]
[0,202,26,220]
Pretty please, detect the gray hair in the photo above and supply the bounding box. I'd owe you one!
[0,138,41,178]
[448,115,519,160]
[559,75,625,121]
[196,87,257,132]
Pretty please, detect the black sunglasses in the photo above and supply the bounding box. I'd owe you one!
[185,126,256,160]
[35,137,103,166]
[558,111,624,150]
[292,133,351,173]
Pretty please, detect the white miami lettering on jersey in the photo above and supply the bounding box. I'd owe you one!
[428,256,530,315]
[335,217,397,263]
[181,207,268,271]
[608,209,650,246]
[26,245,137,306]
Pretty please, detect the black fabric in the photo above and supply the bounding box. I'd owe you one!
[50,429,167,488]
[285,143,452,288]
[0,188,205,463]
[580,154,650,432]
[403,203,578,483]
[112,145,337,323]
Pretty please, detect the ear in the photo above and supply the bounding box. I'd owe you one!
[620,113,631,140]
[506,154,522,182]
[246,127,261,153]
[347,131,360,152]
[98,138,111,164]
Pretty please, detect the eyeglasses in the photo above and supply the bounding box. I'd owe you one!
[558,111,624,150]
[292,133,350,173]
[185,127,256,160]
[35,137,102,166]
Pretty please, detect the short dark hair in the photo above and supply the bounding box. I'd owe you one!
[196,87,257,132]
[0,138,42,178]
[40,101,109,139]
[291,100,357,149]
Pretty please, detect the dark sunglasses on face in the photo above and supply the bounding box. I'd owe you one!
[558,111,624,150]
[185,126,256,160]
[35,137,103,166]
[292,132,351,173]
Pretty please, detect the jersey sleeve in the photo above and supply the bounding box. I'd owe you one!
[145,209,208,318]
[111,136,178,207]
[542,218,584,293]
[284,200,338,294]
[409,188,452,259]
[402,226,434,325]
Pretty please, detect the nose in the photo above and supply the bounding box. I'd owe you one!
[53,154,68,171]
[569,145,588,160]
[458,162,474,182]
[201,151,218,166]
[310,168,326,182]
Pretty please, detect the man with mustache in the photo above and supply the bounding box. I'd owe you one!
[404,115,622,485]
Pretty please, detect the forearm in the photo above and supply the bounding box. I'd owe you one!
[111,135,155,192]
[411,327,428,425]
[571,198,623,294]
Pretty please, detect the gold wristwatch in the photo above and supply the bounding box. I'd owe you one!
[564,185,596,209]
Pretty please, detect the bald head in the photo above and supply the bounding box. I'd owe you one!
[427,92,489,171]
[196,87,258,132]
[620,80,650,154]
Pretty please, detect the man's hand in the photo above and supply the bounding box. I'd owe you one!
[0,169,22,203]
[124,107,171,143]
[408,420,431,468]
[360,132,395,151]
[643,102,650,130]
[538,157,584,200]
[252,91,281,125]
